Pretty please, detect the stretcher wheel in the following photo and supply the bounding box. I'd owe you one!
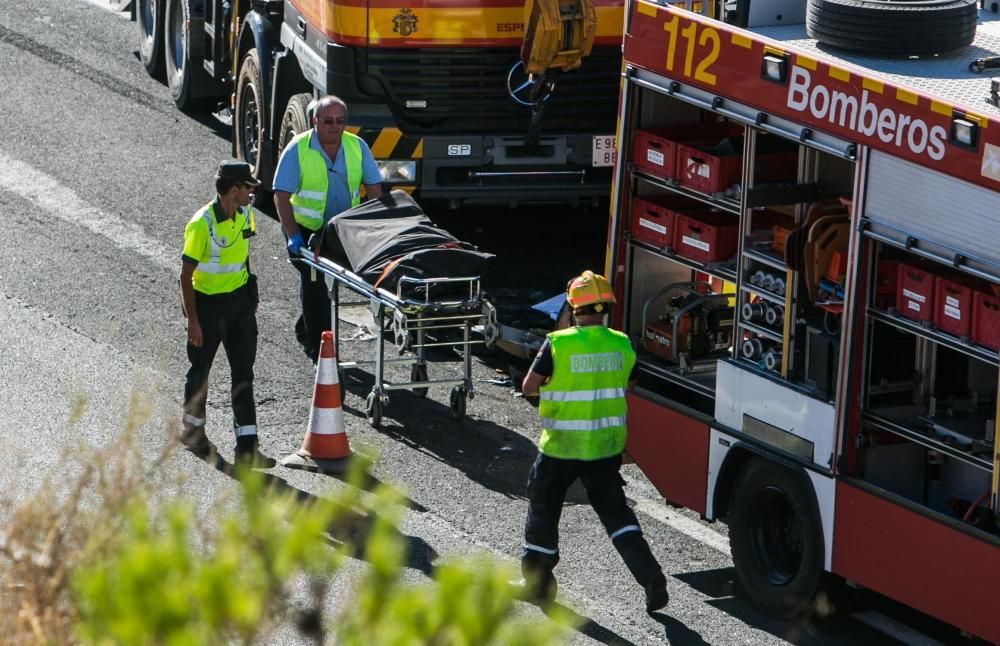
[410,364,429,398]
[449,386,467,420]
[365,391,383,428]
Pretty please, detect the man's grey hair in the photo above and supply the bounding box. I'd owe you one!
[308,95,348,122]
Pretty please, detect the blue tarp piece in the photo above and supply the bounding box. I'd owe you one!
[532,293,566,321]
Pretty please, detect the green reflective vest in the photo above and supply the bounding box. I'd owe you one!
[187,201,255,295]
[537,326,635,460]
[289,129,363,231]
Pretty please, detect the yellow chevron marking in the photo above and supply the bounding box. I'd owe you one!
[637,1,659,16]
[371,128,403,158]
[346,126,361,135]
[862,77,884,93]
[796,55,817,71]
[930,100,951,116]
[413,139,424,159]
[731,33,751,49]
[827,67,849,83]
[895,88,918,106]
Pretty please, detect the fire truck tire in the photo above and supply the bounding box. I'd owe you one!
[136,0,165,78]
[164,0,218,112]
[234,50,266,182]
[277,93,313,153]
[806,0,978,55]
[729,458,825,619]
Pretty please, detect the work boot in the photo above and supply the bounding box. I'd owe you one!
[180,426,212,458]
[644,572,669,613]
[509,575,558,606]
[234,439,277,469]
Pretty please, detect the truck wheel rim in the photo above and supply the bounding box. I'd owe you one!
[140,0,155,43]
[240,87,259,166]
[749,485,803,586]
[169,3,184,75]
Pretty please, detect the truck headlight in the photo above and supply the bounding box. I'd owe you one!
[378,160,417,184]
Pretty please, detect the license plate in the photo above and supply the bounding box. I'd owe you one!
[592,135,617,167]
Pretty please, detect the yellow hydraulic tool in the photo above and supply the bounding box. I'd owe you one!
[521,0,596,76]
[514,0,596,146]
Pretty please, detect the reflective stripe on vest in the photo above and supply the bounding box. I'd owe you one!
[537,326,635,460]
[289,129,364,231]
[191,202,252,295]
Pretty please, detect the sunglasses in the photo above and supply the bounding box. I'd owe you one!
[318,117,347,126]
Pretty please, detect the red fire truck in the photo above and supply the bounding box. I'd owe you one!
[609,1,1000,640]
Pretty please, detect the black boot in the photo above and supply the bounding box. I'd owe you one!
[510,574,558,606]
[234,437,276,469]
[644,572,669,612]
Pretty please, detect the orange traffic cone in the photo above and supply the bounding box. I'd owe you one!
[281,330,352,474]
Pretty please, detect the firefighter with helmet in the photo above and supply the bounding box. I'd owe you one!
[516,270,669,611]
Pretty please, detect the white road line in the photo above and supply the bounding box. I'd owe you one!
[78,0,131,17]
[852,610,944,646]
[630,495,732,557]
[0,153,175,271]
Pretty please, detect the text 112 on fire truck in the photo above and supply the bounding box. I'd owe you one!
[608,0,1000,641]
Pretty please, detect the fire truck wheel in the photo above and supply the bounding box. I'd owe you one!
[164,0,218,112]
[729,457,825,619]
[234,50,266,181]
[136,0,165,78]
[806,0,978,55]
[278,93,312,153]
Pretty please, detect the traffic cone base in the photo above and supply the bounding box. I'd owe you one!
[282,330,352,474]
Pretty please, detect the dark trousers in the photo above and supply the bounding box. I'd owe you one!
[522,453,662,587]
[292,225,329,362]
[183,285,258,439]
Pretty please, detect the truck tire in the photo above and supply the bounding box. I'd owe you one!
[136,0,165,78]
[234,50,266,182]
[806,0,978,55]
[728,457,825,619]
[278,93,313,153]
[164,0,219,112]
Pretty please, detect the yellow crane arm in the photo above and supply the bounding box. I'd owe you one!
[520,0,597,75]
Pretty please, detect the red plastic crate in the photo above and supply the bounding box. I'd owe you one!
[896,262,935,323]
[632,123,739,181]
[673,211,739,263]
[934,277,974,337]
[630,195,699,248]
[677,136,798,194]
[874,260,900,310]
[973,291,1000,350]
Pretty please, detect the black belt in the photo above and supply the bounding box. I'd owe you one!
[195,283,249,302]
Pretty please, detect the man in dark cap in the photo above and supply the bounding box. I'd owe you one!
[179,160,276,468]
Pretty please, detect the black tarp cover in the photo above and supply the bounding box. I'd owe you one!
[318,190,493,297]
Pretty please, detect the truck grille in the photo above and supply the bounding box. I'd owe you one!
[365,46,621,134]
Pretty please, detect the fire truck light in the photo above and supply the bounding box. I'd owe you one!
[761,54,788,84]
[950,117,979,149]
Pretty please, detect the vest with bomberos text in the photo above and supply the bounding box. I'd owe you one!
[289,129,363,231]
[537,325,635,460]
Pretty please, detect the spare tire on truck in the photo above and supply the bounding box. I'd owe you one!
[806,0,978,56]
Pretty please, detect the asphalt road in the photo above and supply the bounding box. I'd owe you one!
[0,2,965,643]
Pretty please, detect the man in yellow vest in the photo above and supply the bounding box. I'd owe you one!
[273,95,384,362]
[180,161,275,468]
[516,270,669,612]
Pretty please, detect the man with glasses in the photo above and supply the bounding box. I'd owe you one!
[273,95,383,362]
[180,161,276,468]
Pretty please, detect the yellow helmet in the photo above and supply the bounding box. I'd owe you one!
[566,270,616,311]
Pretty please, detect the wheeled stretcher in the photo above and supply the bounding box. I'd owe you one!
[293,190,499,426]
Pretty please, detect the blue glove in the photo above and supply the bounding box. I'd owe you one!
[286,232,304,255]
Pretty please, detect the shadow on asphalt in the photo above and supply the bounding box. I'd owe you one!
[191,444,438,576]
[674,567,905,645]
[338,368,602,504]
[648,612,710,645]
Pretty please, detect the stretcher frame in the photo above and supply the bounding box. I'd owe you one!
[295,252,499,427]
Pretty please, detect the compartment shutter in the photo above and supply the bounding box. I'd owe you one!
[863,151,1000,279]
